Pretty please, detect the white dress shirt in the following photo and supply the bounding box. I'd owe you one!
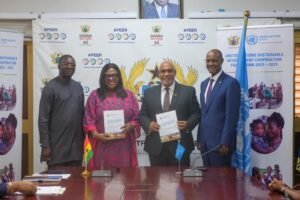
[154,1,168,18]
[205,70,222,103]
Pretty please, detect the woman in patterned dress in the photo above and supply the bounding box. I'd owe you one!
[83,63,140,170]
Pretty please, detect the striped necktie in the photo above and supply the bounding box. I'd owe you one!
[163,87,170,111]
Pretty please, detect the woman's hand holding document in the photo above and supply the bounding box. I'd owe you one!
[103,110,125,139]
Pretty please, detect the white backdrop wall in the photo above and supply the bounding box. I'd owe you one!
[32,19,217,171]
[32,20,294,187]
[0,0,300,13]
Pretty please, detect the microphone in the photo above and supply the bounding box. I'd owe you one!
[183,145,220,177]
[91,161,113,177]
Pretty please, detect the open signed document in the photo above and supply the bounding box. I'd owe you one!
[156,110,181,143]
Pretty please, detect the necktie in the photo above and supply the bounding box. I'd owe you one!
[163,87,170,111]
[161,6,167,18]
[206,79,214,104]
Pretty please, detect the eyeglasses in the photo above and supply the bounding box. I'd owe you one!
[104,73,119,80]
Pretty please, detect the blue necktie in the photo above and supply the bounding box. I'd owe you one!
[206,79,214,104]
[161,6,167,18]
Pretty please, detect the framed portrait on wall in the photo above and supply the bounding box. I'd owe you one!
[140,0,182,19]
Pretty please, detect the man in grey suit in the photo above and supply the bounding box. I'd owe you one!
[143,0,180,19]
[140,61,200,166]
[197,49,240,167]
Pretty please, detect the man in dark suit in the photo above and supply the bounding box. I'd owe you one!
[143,0,180,19]
[197,49,240,167]
[140,61,200,166]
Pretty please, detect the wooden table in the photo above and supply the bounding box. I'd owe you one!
[11,166,284,200]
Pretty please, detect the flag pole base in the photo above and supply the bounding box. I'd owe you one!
[81,170,91,177]
[183,169,203,177]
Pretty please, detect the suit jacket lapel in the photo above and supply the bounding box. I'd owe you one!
[169,82,180,110]
[156,85,163,112]
[201,79,209,107]
[206,72,225,108]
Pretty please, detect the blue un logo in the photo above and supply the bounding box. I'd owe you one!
[247,35,258,45]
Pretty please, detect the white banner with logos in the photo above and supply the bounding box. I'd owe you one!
[32,19,282,175]
[217,24,293,185]
[0,31,24,182]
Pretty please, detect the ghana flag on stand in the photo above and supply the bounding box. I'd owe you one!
[84,135,93,165]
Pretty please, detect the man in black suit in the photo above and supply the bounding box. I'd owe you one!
[143,0,180,19]
[139,61,200,166]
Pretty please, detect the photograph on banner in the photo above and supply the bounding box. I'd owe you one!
[248,81,282,109]
[140,0,182,19]
[0,113,17,155]
[0,162,15,183]
[0,84,17,111]
[248,72,284,110]
[250,112,284,154]
[252,164,283,186]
